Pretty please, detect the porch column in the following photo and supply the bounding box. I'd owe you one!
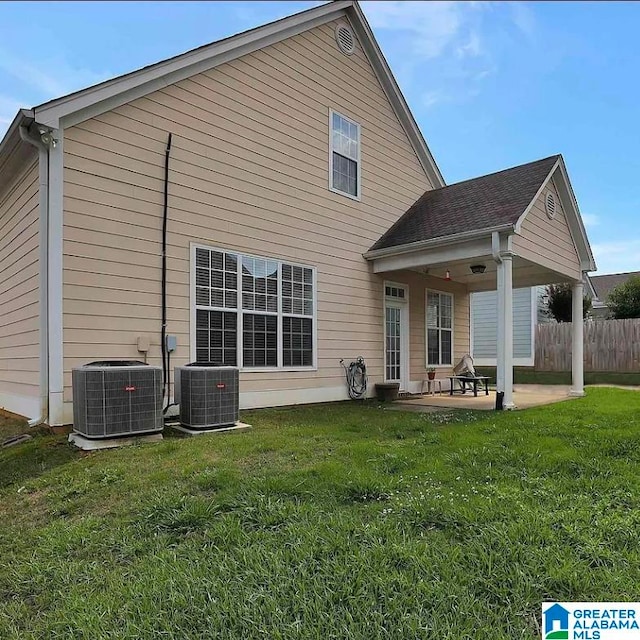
[496,252,515,409]
[570,280,585,396]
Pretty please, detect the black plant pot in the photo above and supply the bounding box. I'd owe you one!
[375,382,400,402]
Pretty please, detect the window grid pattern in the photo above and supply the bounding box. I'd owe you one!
[194,247,315,369]
[283,317,313,367]
[385,306,401,382]
[195,248,237,309]
[282,264,314,316]
[243,314,278,367]
[426,291,453,366]
[242,257,278,313]
[196,309,237,366]
[331,111,360,197]
[385,285,405,299]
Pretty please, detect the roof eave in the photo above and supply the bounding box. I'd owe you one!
[347,2,445,188]
[363,223,514,260]
[33,1,354,129]
[0,109,34,176]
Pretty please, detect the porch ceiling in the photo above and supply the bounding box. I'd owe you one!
[406,255,576,292]
[368,233,581,291]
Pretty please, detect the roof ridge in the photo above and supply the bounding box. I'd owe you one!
[430,154,560,193]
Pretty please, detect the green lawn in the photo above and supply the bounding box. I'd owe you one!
[1,388,640,639]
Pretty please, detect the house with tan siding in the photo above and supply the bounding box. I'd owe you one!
[0,0,595,426]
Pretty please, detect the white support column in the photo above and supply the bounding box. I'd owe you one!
[570,280,585,397]
[502,254,515,409]
[495,257,505,395]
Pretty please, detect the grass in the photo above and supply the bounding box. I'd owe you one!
[1,388,640,639]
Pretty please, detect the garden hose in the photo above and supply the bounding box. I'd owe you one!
[340,357,368,400]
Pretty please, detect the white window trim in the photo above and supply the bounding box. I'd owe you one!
[328,108,361,201]
[383,281,409,388]
[190,242,317,372]
[425,289,454,368]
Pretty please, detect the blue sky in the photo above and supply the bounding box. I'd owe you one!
[0,1,637,275]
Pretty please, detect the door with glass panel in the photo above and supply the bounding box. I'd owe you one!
[384,285,409,390]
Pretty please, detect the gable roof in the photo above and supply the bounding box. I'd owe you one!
[0,0,444,189]
[370,155,559,251]
[589,271,640,302]
[367,153,596,272]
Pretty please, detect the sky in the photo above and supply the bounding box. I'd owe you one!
[0,0,638,275]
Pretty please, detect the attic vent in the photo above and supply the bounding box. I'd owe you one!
[545,192,556,219]
[335,24,355,55]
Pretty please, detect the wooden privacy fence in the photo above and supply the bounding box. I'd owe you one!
[535,318,640,372]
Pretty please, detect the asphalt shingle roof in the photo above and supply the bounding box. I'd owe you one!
[589,271,640,301]
[370,155,560,252]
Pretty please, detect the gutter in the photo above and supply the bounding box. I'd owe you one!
[19,123,50,427]
[363,223,514,261]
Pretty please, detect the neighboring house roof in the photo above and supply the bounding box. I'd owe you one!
[0,0,444,189]
[370,155,559,251]
[367,154,596,273]
[589,271,640,305]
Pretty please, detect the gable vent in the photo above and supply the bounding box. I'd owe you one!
[545,192,556,219]
[335,24,355,55]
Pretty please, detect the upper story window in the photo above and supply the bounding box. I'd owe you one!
[330,110,361,200]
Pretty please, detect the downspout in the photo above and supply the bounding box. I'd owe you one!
[19,124,49,427]
[161,133,172,411]
[492,231,504,411]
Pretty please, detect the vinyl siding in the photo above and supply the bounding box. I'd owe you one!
[61,20,441,408]
[471,287,535,363]
[513,178,581,280]
[0,154,40,414]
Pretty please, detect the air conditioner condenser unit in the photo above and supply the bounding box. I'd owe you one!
[175,363,239,430]
[72,361,163,438]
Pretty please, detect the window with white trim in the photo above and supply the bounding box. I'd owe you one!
[194,246,315,369]
[426,291,453,366]
[330,110,360,198]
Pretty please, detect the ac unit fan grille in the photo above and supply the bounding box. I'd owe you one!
[177,366,239,429]
[72,365,163,438]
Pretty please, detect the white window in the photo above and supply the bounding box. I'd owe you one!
[193,246,315,369]
[330,110,361,199]
[426,291,453,366]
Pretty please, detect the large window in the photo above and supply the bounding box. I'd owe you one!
[426,291,453,366]
[194,246,315,369]
[330,110,360,199]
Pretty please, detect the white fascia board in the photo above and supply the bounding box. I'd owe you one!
[513,158,561,234]
[364,225,512,261]
[514,156,596,273]
[555,157,597,272]
[33,1,353,129]
[349,2,445,188]
[371,236,494,274]
[0,109,33,173]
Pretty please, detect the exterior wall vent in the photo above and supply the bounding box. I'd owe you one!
[545,192,556,219]
[335,24,355,55]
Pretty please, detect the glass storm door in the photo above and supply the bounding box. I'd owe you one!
[385,302,408,390]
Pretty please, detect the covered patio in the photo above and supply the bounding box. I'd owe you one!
[365,155,596,409]
[394,384,576,411]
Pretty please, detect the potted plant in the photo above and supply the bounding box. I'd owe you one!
[427,367,436,380]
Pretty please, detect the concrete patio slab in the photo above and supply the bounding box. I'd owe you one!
[393,384,576,411]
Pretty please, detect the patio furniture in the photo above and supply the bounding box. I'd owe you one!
[421,378,443,396]
[448,375,490,397]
